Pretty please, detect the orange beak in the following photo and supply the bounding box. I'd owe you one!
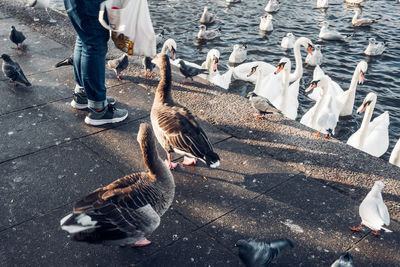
[307,44,313,55]
[171,49,176,60]
[305,82,317,92]
[212,58,218,72]
[358,71,364,84]
[274,64,284,75]
[357,103,368,114]
[247,67,257,77]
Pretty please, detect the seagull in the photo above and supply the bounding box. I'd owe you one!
[9,25,26,50]
[350,181,392,236]
[317,0,328,8]
[281,32,296,50]
[54,55,73,68]
[107,54,129,80]
[247,91,277,119]
[27,0,56,23]
[364,38,386,56]
[229,44,247,64]
[352,9,378,27]
[142,56,155,78]
[197,25,221,40]
[200,7,216,24]
[305,44,323,66]
[260,15,273,32]
[1,54,31,87]
[236,238,294,267]
[177,60,208,84]
[264,0,280,13]
[319,21,349,41]
[156,29,164,46]
[331,252,354,267]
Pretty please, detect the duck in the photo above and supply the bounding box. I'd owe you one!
[150,53,220,170]
[389,138,400,167]
[352,9,378,27]
[281,32,296,50]
[347,92,389,157]
[201,49,234,89]
[200,7,216,24]
[264,0,280,13]
[350,181,392,236]
[316,0,328,8]
[364,38,386,56]
[161,38,177,60]
[267,58,300,120]
[319,21,348,41]
[197,25,221,40]
[60,123,175,247]
[260,15,273,32]
[305,44,323,66]
[300,76,340,137]
[254,37,313,99]
[229,44,247,65]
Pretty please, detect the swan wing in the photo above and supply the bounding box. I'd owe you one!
[362,112,390,157]
[257,72,283,102]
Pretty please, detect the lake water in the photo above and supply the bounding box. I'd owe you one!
[51,0,400,160]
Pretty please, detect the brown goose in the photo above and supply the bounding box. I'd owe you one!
[150,53,220,170]
[60,123,174,247]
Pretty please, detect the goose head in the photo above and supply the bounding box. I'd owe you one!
[305,75,330,92]
[247,65,259,77]
[357,61,368,84]
[295,37,313,55]
[357,92,376,114]
[274,57,291,75]
[162,38,177,60]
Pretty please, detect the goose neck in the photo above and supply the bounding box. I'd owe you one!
[154,60,173,104]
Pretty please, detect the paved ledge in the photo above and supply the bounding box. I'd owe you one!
[0,2,399,267]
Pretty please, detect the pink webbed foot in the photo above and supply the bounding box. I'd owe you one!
[371,231,381,236]
[131,237,151,247]
[350,224,363,232]
[252,113,264,120]
[164,159,178,170]
[182,156,197,166]
[117,75,122,81]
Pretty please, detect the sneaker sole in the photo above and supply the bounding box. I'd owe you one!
[71,100,88,110]
[84,112,128,126]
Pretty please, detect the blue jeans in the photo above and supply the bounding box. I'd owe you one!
[64,0,109,109]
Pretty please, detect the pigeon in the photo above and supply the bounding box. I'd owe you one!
[177,60,208,83]
[54,55,74,68]
[350,181,392,236]
[236,238,294,267]
[142,56,155,78]
[331,252,354,267]
[107,54,129,80]
[9,26,26,49]
[247,91,277,119]
[1,54,31,87]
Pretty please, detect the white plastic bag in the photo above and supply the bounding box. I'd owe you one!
[99,0,156,57]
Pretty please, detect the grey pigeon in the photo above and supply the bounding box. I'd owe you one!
[55,55,73,68]
[142,56,155,78]
[331,252,354,267]
[107,54,129,80]
[1,54,31,87]
[9,26,26,49]
[178,60,208,84]
[247,91,280,119]
[236,238,294,267]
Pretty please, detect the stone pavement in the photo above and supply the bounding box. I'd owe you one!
[0,3,400,267]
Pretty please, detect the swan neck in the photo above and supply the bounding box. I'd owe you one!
[290,42,303,81]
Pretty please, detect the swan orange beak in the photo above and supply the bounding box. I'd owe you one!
[171,48,176,60]
[212,58,218,72]
[305,80,318,92]
[274,63,285,74]
[357,102,369,114]
[247,66,257,77]
[307,44,313,55]
[358,71,365,84]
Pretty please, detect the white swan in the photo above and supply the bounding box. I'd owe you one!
[347,92,389,157]
[352,9,378,27]
[161,38,177,60]
[300,76,340,137]
[364,38,386,56]
[317,0,328,8]
[307,65,343,101]
[197,25,221,40]
[336,61,368,116]
[268,58,300,120]
[345,0,365,5]
[200,7,216,24]
[232,61,275,84]
[319,21,347,41]
[281,33,296,50]
[305,44,323,66]
[229,44,247,64]
[260,15,273,32]
[389,138,400,167]
[200,49,233,90]
[264,0,280,13]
